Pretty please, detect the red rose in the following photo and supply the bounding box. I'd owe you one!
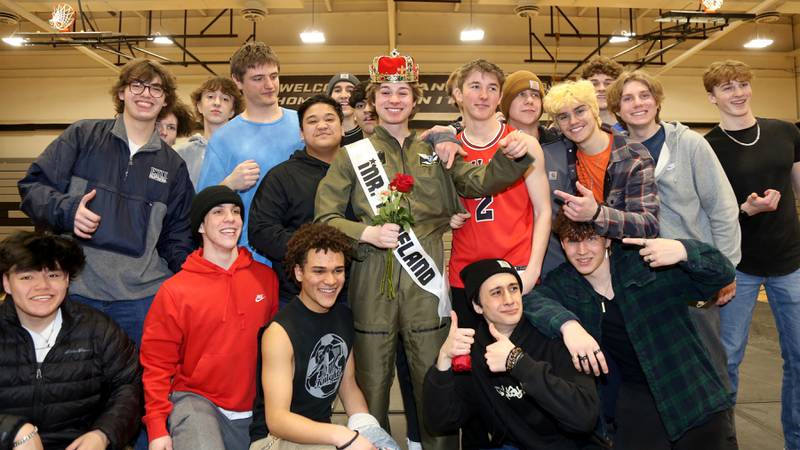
[389,173,414,193]
[452,355,472,372]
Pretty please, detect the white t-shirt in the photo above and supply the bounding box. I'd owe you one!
[23,309,63,363]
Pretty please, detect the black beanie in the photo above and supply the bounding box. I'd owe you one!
[460,258,523,305]
[190,185,244,242]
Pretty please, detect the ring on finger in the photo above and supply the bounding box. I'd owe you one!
[578,355,589,361]
[593,349,602,356]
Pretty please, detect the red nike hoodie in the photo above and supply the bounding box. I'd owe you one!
[141,247,278,439]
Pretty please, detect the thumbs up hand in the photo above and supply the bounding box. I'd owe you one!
[553,181,600,223]
[436,311,475,371]
[74,189,101,239]
[485,323,517,373]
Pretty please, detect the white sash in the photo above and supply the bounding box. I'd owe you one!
[345,139,451,319]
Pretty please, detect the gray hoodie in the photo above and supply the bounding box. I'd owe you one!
[657,121,741,266]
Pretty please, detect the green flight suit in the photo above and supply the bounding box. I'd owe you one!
[315,126,532,450]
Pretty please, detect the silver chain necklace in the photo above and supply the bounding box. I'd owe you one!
[718,122,760,147]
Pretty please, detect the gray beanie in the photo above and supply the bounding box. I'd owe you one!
[326,73,360,96]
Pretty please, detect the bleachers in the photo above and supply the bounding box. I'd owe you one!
[0,158,35,240]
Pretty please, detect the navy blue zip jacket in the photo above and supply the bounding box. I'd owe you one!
[18,116,194,301]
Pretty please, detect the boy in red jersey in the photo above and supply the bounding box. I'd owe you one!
[449,60,551,329]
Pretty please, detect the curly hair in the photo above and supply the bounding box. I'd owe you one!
[0,231,85,294]
[110,58,177,116]
[230,42,280,82]
[606,70,665,124]
[159,99,196,137]
[284,223,354,285]
[543,79,601,129]
[579,56,624,80]
[552,208,598,243]
[190,76,244,121]
[702,60,753,93]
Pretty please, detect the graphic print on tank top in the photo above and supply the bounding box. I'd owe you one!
[305,333,348,398]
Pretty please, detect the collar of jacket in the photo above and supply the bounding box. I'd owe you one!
[610,242,657,289]
[111,115,165,153]
[373,125,418,150]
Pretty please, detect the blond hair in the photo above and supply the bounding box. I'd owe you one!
[543,80,601,128]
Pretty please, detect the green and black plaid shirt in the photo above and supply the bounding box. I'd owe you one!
[524,239,735,440]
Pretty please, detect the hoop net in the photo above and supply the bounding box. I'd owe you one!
[49,3,75,32]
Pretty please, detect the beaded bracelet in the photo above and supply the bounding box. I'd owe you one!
[13,426,38,448]
[505,347,524,372]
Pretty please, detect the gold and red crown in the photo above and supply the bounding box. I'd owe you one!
[369,49,419,83]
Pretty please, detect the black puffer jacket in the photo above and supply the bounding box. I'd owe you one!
[0,299,141,450]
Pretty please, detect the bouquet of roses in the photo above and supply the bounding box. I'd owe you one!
[372,173,415,299]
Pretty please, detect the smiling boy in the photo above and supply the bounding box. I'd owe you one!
[197,43,303,265]
[18,58,194,346]
[542,79,659,239]
[702,60,800,450]
[141,186,279,450]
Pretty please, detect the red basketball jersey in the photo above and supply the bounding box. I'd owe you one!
[449,123,534,288]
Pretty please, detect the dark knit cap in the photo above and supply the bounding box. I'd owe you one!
[326,73,360,96]
[460,258,523,305]
[190,185,244,242]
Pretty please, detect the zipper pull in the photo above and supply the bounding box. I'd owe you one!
[124,155,134,179]
[36,365,42,380]
[601,300,606,314]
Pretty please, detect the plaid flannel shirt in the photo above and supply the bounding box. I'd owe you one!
[524,239,734,440]
[570,127,660,239]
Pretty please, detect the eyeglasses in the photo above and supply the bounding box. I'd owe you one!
[129,79,165,98]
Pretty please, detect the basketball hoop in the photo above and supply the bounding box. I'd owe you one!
[49,3,75,32]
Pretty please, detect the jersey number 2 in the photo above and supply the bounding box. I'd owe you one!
[475,196,494,222]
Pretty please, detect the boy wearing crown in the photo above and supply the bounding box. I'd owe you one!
[315,50,538,450]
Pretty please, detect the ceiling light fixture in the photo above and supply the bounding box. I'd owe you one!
[151,33,173,44]
[300,0,325,44]
[2,35,27,46]
[460,0,484,42]
[744,21,773,49]
[610,31,635,44]
[743,37,773,48]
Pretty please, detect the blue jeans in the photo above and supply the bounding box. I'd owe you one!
[720,268,800,450]
[70,294,154,346]
[70,294,155,450]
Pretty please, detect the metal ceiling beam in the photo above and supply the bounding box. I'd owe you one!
[0,0,119,73]
[656,0,782,76]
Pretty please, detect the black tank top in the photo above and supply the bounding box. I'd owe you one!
[274,297,354,422]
